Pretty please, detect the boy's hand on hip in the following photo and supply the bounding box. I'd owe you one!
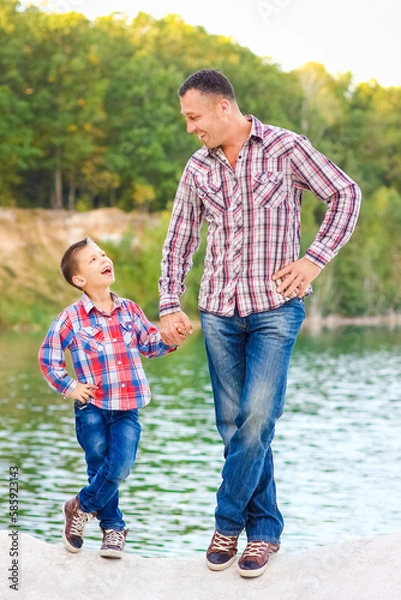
[67,382,98,403]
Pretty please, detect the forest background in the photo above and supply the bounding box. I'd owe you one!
[1,0,401,330]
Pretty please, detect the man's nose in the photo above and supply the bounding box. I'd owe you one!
[186,121,196,134]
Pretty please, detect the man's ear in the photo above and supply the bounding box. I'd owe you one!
[72,275,85,288]
[219,99,231,114]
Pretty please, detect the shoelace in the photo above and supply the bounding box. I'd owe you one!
[241,541,276,559]
[209,532,238,552]
[103,529,126,547]
[69,510,90,537]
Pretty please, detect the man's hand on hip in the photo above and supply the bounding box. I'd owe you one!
[273,257,322,299]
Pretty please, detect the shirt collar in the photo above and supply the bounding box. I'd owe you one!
[247,114,265,142]
[81,291,120,315]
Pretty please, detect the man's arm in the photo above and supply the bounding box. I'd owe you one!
[273,135,362,298]
[158,167,203,342]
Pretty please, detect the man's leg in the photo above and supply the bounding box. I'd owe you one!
[201,299,305,571]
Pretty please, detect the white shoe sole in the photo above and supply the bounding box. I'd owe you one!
[100,549,123,559]
[238,562,269,578]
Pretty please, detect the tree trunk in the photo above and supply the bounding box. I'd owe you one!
[51,164,63,209]
[68,177,76,210]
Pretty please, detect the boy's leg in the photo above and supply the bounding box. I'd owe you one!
[77,407,141,526]
[62,401,106,553]
[68,403,141,554]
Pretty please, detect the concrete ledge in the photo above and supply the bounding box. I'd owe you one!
[1,529,401,599]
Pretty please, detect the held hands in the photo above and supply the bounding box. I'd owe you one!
[66,382,98,403]
[160,311,193,346]
[273,257,322,299]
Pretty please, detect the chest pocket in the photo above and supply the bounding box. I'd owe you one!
[121,320,136,348]
[194,177,227,217]
[77,326,104,354]
[252,171,285,208]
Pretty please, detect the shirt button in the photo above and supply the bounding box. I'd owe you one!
[121,383,126,388]
[113,338,117,342]
[118,361,122,366]
[108,317,112,321]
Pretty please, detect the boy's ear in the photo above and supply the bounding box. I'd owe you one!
[72,275,85,288]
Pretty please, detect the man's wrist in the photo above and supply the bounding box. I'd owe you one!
[159,295,181,318]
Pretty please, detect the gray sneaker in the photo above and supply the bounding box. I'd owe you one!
[62,496,96,553]
[100,528,128,558]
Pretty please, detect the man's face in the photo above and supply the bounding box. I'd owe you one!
[180,89,228,149]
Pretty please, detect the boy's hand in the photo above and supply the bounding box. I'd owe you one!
[66,382,98,403]
[160,311,193,346]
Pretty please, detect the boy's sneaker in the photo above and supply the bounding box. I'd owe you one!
[206,530,239,571]
[62,496,96,553]
[100,528,128,558]
[237,540,280,578]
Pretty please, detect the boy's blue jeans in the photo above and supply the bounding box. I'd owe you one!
[200,298,305,544]
[74,403,141,530]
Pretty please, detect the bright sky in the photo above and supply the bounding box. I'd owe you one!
[22,0,401,87]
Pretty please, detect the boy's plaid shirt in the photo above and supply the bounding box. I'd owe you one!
[39,293,175,410]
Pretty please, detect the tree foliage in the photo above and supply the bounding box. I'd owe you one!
[1,1,401,318]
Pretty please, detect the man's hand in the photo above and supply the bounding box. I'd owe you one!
[66,382,98,403]
[273,257,322,299]
[160,311,193,346]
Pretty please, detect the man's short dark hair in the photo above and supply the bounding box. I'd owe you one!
[178,69,235,100]
[60,237,92,288]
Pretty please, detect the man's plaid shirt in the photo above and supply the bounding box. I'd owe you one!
[159,116,361,317]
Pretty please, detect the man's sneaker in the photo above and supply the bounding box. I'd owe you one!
[100,528,128,558]
[206,530,239,571]
[62,496,96,553]
[238,540,280,578]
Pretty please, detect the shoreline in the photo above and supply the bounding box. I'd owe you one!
[301,311,401,332]
[2,312,401,335]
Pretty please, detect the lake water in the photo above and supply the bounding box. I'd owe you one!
[1,325,401,557]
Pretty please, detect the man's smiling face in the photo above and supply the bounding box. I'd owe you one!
[180,89,229,149]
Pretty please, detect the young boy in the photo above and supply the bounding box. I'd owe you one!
[38,237,177,558]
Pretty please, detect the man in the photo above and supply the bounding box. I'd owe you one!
[159,69,361,578]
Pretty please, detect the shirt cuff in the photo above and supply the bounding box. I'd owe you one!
[305,242,336,268]
[159,295,181,317]
[61,378,77,399]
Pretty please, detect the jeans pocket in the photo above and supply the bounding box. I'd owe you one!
[74,400,89,411]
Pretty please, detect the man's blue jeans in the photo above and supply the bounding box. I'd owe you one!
[74,403,141,530]
[200,299,305,544]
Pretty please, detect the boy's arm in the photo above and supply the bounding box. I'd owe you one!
[38,315,77,397]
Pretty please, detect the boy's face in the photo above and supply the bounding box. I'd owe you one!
[72,243,115,291]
